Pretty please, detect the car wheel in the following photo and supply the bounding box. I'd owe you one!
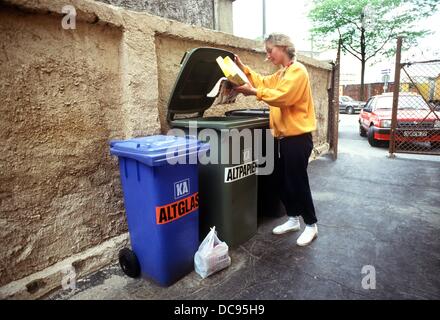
[119,248,141,278]
[346,106,354,114]
[359,125,367,137]
[368,126,380,147]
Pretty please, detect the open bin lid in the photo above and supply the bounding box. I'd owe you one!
[110,135,209,167]
[166,47,235,121]
[166,47,269,130]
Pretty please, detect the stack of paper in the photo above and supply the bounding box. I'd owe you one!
[207,77,238,105]
[215,56,249,86]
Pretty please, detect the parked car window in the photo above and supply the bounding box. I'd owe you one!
[400,96,430,110]
[363,98,374,112]
[340,96,354,102]
[370,98,377,110]
[375,95,430,110]
[375,97,394,110]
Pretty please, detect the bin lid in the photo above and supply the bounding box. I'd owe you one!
[166,47,235,121]
[110,135,208,166]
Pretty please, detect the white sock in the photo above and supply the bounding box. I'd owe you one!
[289,216,300,222]
[305,224,318,232]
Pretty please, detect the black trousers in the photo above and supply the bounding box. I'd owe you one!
[276,132,317,225]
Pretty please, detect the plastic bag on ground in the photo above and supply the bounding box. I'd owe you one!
[194,227,231,279]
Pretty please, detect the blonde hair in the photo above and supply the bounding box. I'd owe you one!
[264,33,296,60]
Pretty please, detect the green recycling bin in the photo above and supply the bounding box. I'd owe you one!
[166,47,268,248]
[225,109,285,219]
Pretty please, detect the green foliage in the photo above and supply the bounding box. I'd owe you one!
[309,0,439,62]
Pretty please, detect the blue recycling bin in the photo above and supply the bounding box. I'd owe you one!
[110,135,208,286]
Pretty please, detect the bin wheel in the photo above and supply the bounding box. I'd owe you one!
[119,248,140,278]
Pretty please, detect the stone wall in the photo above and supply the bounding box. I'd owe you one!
[96,0,235,33]
[97,0,214,29]
[0,0,333,299]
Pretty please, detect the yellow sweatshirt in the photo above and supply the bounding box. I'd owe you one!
[243,62,316,137]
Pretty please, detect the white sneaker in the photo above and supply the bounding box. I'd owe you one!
[272,217,301,235]
[296,224,318,246]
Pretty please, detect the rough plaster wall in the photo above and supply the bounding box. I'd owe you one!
[120,28,162,137]
[155,35,330,146]
[0,8,127,287]
[97,0,215,29]
[307,65,331,147]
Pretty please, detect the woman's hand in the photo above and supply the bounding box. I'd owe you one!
[234,54,245,71]
[233,83,257,96]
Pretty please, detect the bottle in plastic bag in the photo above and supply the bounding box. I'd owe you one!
[194,227,231,279]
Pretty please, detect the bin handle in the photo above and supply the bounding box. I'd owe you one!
[179,51,188,65]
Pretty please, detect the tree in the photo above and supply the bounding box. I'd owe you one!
[309,0,439,100]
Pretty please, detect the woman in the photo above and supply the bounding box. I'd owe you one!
[234,33,318,246]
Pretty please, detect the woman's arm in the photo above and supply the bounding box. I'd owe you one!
[234,67,309,108]
[255,67,309,108]
[234,55,278,88]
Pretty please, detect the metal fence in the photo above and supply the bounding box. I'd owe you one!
[389,38,440,156]
[328,40,341,160]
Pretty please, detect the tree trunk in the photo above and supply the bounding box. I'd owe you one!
[360,58,366,101]
[360,26,366,101]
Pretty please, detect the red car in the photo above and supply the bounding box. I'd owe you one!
[358,93,440,147]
